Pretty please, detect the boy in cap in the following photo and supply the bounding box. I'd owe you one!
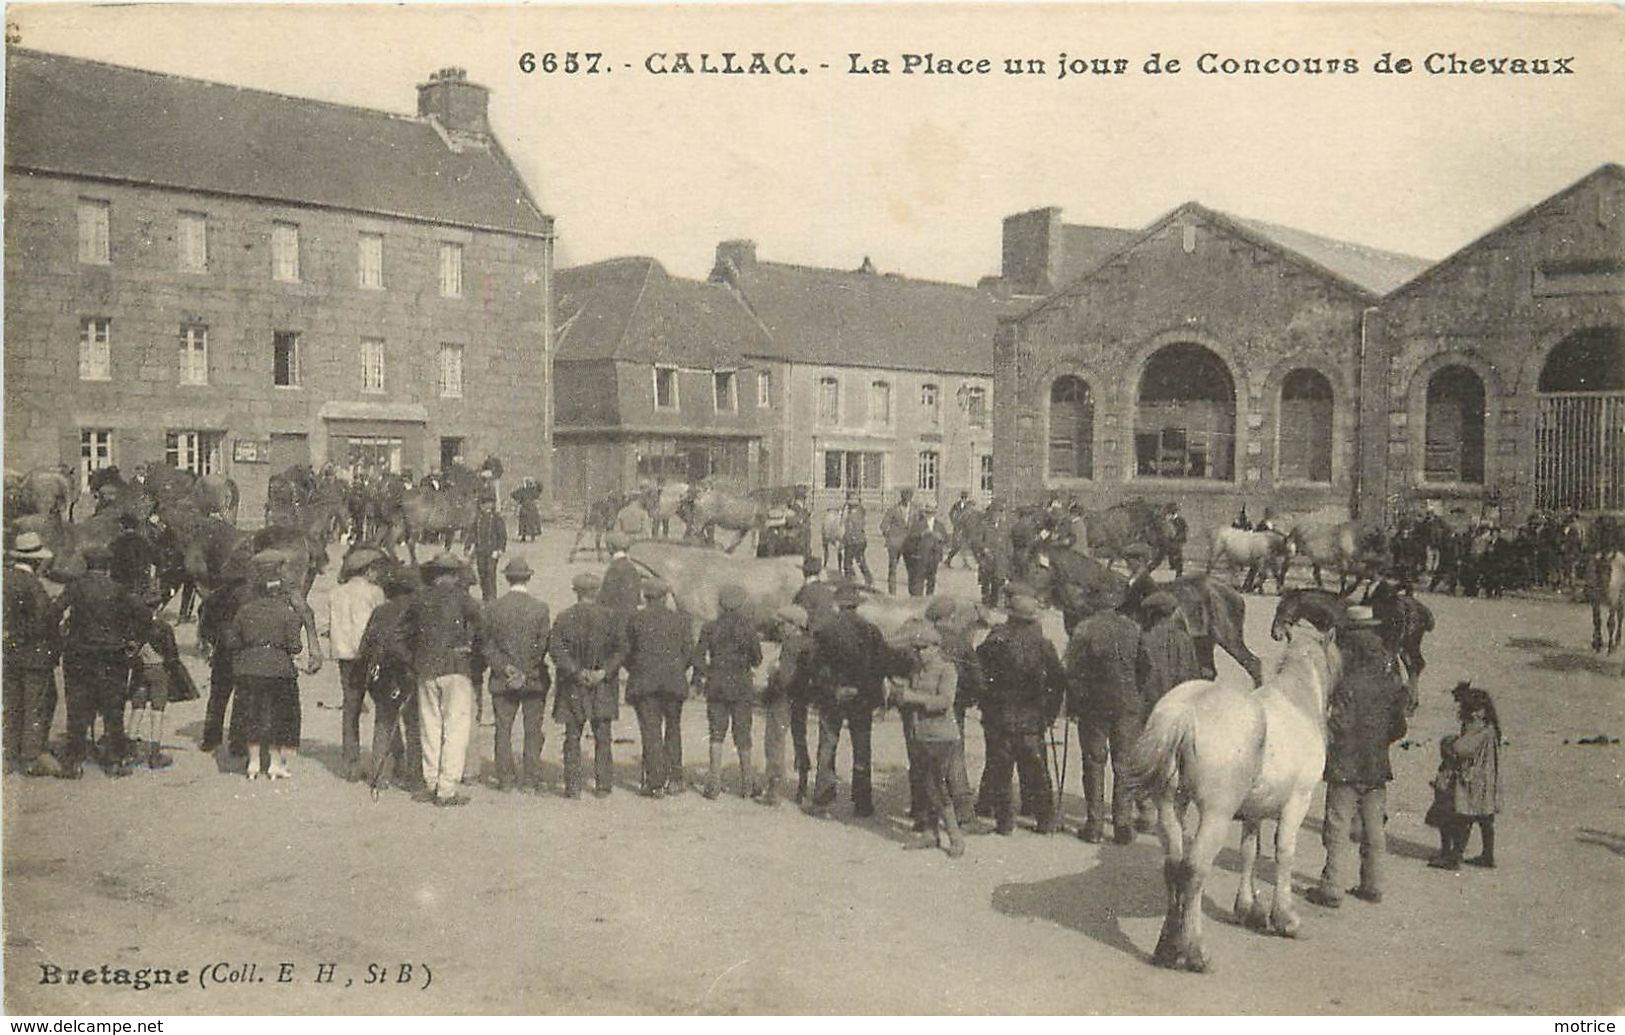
[402,552,483,804]
[52,545,150,777]
[760,603,812,806]
[4,532,62,776]
[547,570,626,797]
[792,556,837,632]
[623,576,692,797]
[330,548,387,780]
[483,556,552,792]
[694,584,763,798]
[887,623,965,857]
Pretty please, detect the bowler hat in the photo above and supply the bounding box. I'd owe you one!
[7,532,52,562]
[503,556,535,580]
[340,546,385,578]
[1343,605,1382,628]
[420,551,465,576]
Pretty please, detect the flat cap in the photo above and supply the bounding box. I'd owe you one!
[571,571,602,592]
[717,584,749,611]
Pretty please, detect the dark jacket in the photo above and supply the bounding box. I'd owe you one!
[466,511,507,556]
[548,600,627,722]
[902,514,948,567]
[223,590,307,679]
[598,556,644,619]
[938,625,985,713]
[483,587,551,696]
[809,608,892,709]
[4,564,60,670]
[402,577,483,680]
[1324,628,1410,785]
[198,581,255,660]
[108,528,157,592]
[765,627,813,703]
[793,579,838,630]
[1066,610,1141,718]
[53,570,147,656]
[694,610,762,702]
[624,604,693,702]
[975,619,1065,732]
[357,596,415,702]
[1137,616,1201,711]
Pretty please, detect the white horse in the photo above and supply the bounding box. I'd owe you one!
[1127,622,1343,972]
[1207,527,1294,594]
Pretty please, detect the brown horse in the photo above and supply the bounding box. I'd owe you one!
[684,485,761,554]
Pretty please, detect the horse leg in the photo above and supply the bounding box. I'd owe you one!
[1594,598,1606,652]
[1235,819,1267,929]
[1312,564,1325,589]
[1151,795,1187,969]
[1269,787,1315,938]
[1178,803,1231,973]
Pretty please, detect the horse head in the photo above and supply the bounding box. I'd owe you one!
[1280,622,1343,717]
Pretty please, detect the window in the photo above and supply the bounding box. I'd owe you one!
[654,366,679,410]
[917,450,940,491]
[822,449,885,491]
[178,211,208,272]
[757,369,772,408]
[358,232,384,289]
[345,436,404,474]
[869,380,893,427]
[963,385,988,429]
[980,454,995,493]
[77,199,110,265]
[439,243,464,298]
[166,430,222,475]
[178,324,208,386]
[1134,343,1236,480]
[1424,365,1486,485]
[713,370,737,412]
[272,222,300,282]
[361,338,386,394]
[1278,369,1334,483]
[80,429,114,486]
[1049,376,1094,479]
[273,331,301,387]
[79,318,111,381]
[817,376,841,425]
[920,383,940,423]
[438,344,465,398]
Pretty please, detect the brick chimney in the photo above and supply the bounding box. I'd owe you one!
[711,240,758,283]
[417,67,490,138]
[1000,207,1063,295]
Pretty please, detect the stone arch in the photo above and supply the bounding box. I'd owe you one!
[1404,349,1504,490]
[1132,339,1239,482]
[1275,367,1336,484]
[1531,325,1625,510]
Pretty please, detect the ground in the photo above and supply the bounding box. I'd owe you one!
[4,528,1623,1015]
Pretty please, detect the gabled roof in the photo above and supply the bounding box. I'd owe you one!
[716,258,1011,375]
[1385,163,1625,303]
[555,258,774,366]
[1056,223,1141,287]
[4,48,551,238]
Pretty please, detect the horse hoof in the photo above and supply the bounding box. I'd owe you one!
[1243,908,1271,932]
[1182,951,1212,974]
[1272,916,1304,939]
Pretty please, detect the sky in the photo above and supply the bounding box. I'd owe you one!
[8,3,1624,284]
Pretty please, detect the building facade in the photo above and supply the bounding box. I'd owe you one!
[4,51,555,525]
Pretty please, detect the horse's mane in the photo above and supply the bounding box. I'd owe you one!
[1272,630,1342,709]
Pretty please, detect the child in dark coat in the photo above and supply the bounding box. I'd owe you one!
[1427,682,1503,870]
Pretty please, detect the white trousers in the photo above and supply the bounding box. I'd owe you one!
[418,674,474,798]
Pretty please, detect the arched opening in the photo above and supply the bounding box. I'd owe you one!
[1424,365,1486,485]
[1535,326,1625,510]
[1278,368,1334,483]
[1135,343,1235,480]
[1048,375,1093,479]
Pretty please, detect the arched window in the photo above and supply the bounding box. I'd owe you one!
[1424,365,1486,485]
[1278,369,1334,483]
[1535,326,1625,510]
[1048,376,1094,479]
[1135,343,1236,480]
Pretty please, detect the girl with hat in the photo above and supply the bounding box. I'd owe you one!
[1428,682,1503,870]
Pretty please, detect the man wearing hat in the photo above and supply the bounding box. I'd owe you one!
[945,490,975,570]
[331,547,387,780]
[880,489,915,595]
[598,531,643,621]
[887,622,967,857]
[839,491,875,589]
[926,597,985,826]
[357,564,426,796]
[809,584,893,815]
[108,511,157,598]
[1120,543,1159,619]
[975,591,1066,835]
[1134,589,1199,830]
[547,570,627,798]
[975,501,1013,608]
[482,556,552,792]
[1308,604,1410,908]
[694,584,763,798]
[902,498,948,597]
[760,603,813,806]
[622,576,692,797]
[52,545,150,777]
[463,495,507,603]
[403,552,484,805]
[792,556,837,634]
[5,532,62,776]
[1065,584,1143,844]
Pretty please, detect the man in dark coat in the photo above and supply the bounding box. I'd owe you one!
[108,512,158,597]
[623,577,692,797]
[1165,503,1189,579]
[840,492,875,589]
[483,556,551,792]
[975,591,1066,835]
[880,489,914,595]
[358,565,425,796]
[944,490,975,569]
[1307,606,1411,908]
[548,571,627,798]
[976,502,1013,608]
[809,584,893,815]
[1066,596,1143,844]
[53,546,150,777]
[694,584,763,798]
[597,531,643,621]
[1136,591,1200,713]
[401,552,483,806]
[902,500,948,597]
[463,495,507,603]
[793,556,838,632]
[4,533,61,776]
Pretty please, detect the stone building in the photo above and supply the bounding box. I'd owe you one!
[3,50,555,524]
[1364,164,1624,521]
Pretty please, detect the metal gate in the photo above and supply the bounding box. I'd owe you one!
[1534,392,1625,511]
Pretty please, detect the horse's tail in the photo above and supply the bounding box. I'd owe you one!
[1125,681,1208,800]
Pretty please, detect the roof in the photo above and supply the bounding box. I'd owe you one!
[4,48,551,238]
[1224,214,1433,296]
[1055,223,1141,287]
[716,258,1010,375]
[555,257,774,366]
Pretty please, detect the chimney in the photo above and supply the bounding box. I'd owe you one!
[1000,207,1063,295]
[417,67,490,138]
[711,239,758,282]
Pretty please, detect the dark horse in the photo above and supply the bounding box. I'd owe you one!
[1271,585,1433,710]
[1028,547,1263,686]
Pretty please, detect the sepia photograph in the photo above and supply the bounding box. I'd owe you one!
[2,0,1622,1018]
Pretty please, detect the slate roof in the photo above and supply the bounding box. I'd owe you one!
[4,48,550,237]
[1055,223,1141,287]
[716,258,1010,375]
[555,258,774,366]
[1224,214,1433,296]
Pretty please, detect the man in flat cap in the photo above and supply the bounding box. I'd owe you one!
[694,584,763,798]
[402,552,483,805]
[1065,580,1142,844]
[483,556,551,792]
[331,547,386,780]
[1133,590,1200,834]
[809,584,894,816]
[5,532,62,776]
[598,531,643,623]
[52,545,150,777]
[624,577,693,797]
[975,590,1065,835]
[463,494,507,603]
[548,570,626,798]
